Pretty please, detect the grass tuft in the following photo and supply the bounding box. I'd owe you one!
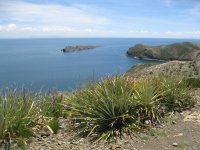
[0,90,40,146]
[161,76,196,112]
[65,75,196,141]
[66,76,140,141]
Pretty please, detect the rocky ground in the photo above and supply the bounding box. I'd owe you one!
[27,89,200,150]
[127,60,200,79]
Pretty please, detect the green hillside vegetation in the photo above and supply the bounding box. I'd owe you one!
[0,91,64,149]
[0,75,196,148]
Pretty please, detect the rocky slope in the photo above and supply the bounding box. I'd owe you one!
[61,45,98,52]
[127,42,200,61]
[127,60,200,79]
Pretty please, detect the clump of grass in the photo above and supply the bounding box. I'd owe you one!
[161,76,196,112]
[133,78,165,124]
[0,90,64,148]
[40,92,65,118]
[66,76,141,141]
[66,75,196,141]
[47,118,60,134]
[0,90,40,147]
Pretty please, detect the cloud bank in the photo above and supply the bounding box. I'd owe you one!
[0,0,199,38]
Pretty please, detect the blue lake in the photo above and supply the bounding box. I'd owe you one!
[0,38,199,91]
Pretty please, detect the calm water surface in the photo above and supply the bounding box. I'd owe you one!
[0,38,199,91]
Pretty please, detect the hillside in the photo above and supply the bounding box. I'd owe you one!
[127,60,200,78]
[127,42,200,61]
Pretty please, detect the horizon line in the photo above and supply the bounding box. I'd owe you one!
[0,37,200,40]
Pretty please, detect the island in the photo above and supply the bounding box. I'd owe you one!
[127,42,200,61]
[61,45,99,52]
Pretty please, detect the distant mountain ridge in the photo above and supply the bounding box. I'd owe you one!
[127,42,200,61]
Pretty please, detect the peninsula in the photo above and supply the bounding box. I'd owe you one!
[61,45,98,52]
[127,42,200,61]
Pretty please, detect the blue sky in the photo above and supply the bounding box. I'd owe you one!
[0,0,199,38]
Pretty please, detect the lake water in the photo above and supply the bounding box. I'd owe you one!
[0,38,199,91]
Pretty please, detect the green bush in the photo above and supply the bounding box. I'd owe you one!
[65,75,196,141]
[161,76,196,112]
[0,90,64,148]
[40,92,65,118]
[0,90,40,146]
[66,76,168,141]
[133,78,165,124]
[66,76,141,141]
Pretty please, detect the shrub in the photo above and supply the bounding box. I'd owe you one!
[0,90,64,148]
[0,90,40,147]
[40,92,65,118]
[133,78,165,124]
[66,76,141,141]
[65,75,196,141]
[66,76,169,141]
[161,76,196,112]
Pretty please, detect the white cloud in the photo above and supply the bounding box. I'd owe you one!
[129,30,149,33]
[7,24,17,30]
[0,1,199,38]
[41,26,75,33]
[0,1,108,27]
[0,1,110,37]
[0,24,17,31]
[0,23,199,38]
[84,29,97,33]
[127,30,200,38]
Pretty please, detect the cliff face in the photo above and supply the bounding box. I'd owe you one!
[127,42,200,61]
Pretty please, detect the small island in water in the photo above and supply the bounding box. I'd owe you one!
[61,45,99,52]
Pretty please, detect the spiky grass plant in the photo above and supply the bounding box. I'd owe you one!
[0,90,40,147]
[133,78,165,124]
[66,76,141,141]
[0,90,64,148]
[161,76,196,112]
[65,75,196,141]
[40,92,65,118]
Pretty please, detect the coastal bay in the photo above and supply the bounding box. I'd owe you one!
[0,38,200,91]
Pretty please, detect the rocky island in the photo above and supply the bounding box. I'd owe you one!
[127,42,200,61]
[61,45,98,52]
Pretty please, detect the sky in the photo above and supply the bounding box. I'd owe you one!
[0,0,199,38]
